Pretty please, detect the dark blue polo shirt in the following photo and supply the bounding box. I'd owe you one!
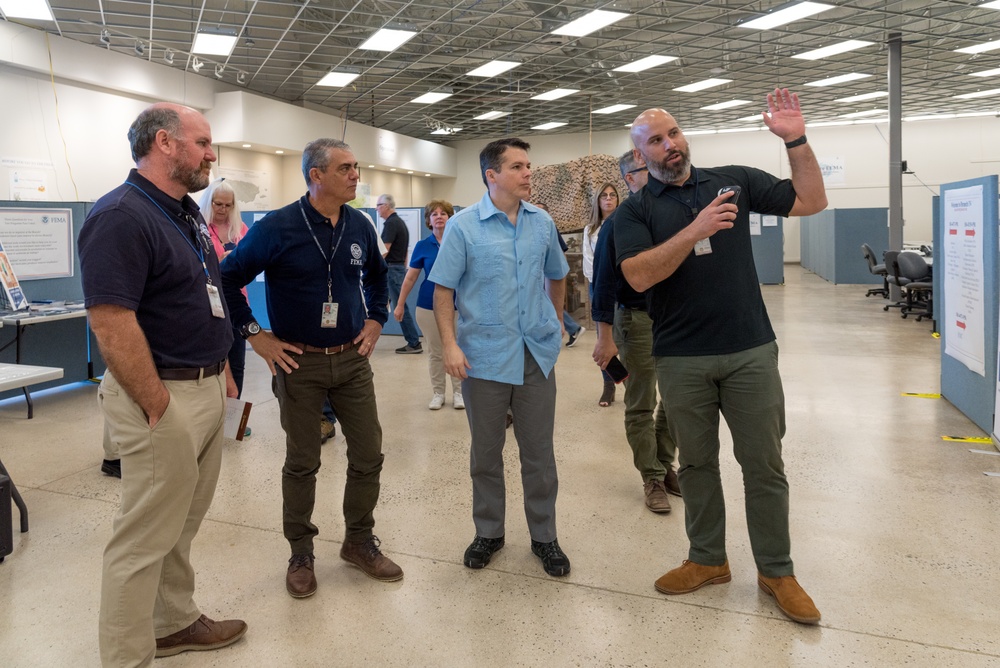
[590,200,647,326]
[221,194,388,347]
[614,165,796,356]
[79,169,232,368]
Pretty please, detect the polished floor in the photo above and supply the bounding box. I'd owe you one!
[1,266,998,667]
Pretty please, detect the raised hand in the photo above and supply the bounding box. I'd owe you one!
[761,88,806,143]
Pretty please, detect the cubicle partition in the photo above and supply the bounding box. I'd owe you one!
[0,201,99,402]
[750,214,784,284]
[799,208,889,284]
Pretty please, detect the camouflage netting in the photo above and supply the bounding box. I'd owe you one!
[531,154,628,234]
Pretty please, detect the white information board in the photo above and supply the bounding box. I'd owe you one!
[0,207,74,279]
[942,185,986,377]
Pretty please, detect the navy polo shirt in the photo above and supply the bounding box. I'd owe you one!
[221,194,388,347]
[590,200,646,326]
[79,169,232,368]
[614,165,796,356]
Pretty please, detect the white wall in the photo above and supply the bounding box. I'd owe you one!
[437,117,1000,261]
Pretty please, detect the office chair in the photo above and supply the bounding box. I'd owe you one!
[861,243,888,297]
[896,251,933,322]
[882,250,908,311]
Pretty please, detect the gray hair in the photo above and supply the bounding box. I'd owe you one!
[379,193,395,208]
[618,150,640,179]
[128,106,181,163]
[198,179,243,236]
[302,138,352,185]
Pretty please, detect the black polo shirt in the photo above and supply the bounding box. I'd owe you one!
[614,165,796,356]
[79,169,232,368]
[381,212,409,264]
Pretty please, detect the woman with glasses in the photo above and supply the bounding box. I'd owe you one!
[583,183,621,407]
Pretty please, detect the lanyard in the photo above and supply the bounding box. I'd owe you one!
[661,166,700,218]
[126,181,212,283]
[299,202,346,302]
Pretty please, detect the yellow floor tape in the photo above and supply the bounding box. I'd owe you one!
[941,436,993,443]
[901,392,941,398]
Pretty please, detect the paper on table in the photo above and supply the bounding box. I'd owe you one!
[224,397,253,441]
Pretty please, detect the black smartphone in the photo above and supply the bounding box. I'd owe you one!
[718,185,742,201]
[605,356,629,384]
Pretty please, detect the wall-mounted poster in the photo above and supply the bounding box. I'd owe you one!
[0,207,74,279]
[942,185,986,377]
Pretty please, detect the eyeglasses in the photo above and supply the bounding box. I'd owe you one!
[627,166,648,175]
[599,192,618,199]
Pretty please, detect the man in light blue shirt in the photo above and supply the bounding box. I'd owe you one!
[429,137,571,577]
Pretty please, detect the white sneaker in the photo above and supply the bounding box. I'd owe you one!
[453,392,465,410]
[429,393,445,410]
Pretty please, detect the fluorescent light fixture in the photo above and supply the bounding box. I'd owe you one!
[980,1,1000,8]
[317,71,360,87]
[904,114,957,122]
[531,88,579,101]
[431,127,461,135]
[836,91,887,102]
[467,60,520,78]
[192,30,238,57]
[805,72,871,86]
[425,173,431,176]
[474,111,511,120]
[368,165,375,168]
[411,91,453,104]
[841,109,886,118]
[552,9,628,37]
[592,103,636,115]
[970,67,1000,78]
[242,144,252,148]
[956,110,1000,117]
[717,127,763,134]
[531,122,568,130]
[275,150,284,154]
[739,2,834,30]
[685,130,717,136]
[954,88,1000,99]
[191,57,204,72]
[613,55,677,73]
[806,120,855,127]
[407,171,413,174]
[793,40,874,60]
[854,118,888,124]
[674,78,731,93]
[956,39,1000,55]
[390,168,397,172]
[360,28,417,52]
[737,114,764,121]
[702,100,751,111]
[0,0,54,21]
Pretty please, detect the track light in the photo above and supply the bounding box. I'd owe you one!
[99,29,111,45]
[134,41,144,56]
[214,64,225,79]
[236,71,247,85]
[191,56,204,72]
[163,48,175,65]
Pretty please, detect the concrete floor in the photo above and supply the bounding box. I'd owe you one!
[1,265,998,667]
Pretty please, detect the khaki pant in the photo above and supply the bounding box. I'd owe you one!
[98,371,226,667]
[415,306,459,397]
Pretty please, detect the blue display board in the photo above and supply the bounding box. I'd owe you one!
[938,176,999,433]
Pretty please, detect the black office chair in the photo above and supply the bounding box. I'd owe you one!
[883,250,908,311]
[896,251,933,322]
[861,243,888,298]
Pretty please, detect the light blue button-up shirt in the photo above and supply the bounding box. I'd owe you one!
[429,191,569,385]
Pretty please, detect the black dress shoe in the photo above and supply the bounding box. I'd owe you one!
[531,539,570,576]
[101,459,121,478]
[464,535,505,569]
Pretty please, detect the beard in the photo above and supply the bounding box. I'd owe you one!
[171,161,212,193]
[651,146,692,184]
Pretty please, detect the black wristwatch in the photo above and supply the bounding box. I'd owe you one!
[240,320,261,339]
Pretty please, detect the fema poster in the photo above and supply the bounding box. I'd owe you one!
[942,185,985,377]
[0,207,74,279]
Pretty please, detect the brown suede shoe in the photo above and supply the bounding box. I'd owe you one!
[643,479,672,513]
[286,553,317,598]
[654,560,731,595]
[340,535,403,582]
[758,574,821,625]
[155,615,247,658]
[664,469,682,497]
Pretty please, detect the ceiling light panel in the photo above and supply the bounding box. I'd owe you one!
[980,1,1000,8]
[552,10,628,37]
[474,111,510,120]
[674,78,732,93]
[613,55,678,73]
[317,72,360,87]
[702,100,751,110]
[412,92,453,104]
[531,88,579,101]
[793,40,874,60]
[592,104,636,115]
[955,39,1000,55]
[739,2,834,30]
[805,72,872,86]
[835,91,888,102]
[467,60,520,78]
[531,122,568,130]
[360,28,417,52]
[954,88,1000,99]
[0,0,53,20]
[970,67,1000,78]
[192,31,238,57]
[841,109,887,118]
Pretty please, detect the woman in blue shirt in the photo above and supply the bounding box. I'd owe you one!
[394,199,461,410]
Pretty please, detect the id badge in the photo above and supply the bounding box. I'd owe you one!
[693,238,713,256]
[321,302,339,328]
[206,284,226,318]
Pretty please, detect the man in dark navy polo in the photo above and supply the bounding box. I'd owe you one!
[80,102,247,665]
[221,138,402,599]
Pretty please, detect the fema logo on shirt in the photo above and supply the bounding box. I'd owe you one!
[350,243,363,266]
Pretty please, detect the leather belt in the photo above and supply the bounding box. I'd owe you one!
[291,341,357,355]
[157,360,227,381]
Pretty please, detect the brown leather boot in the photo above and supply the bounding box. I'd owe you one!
[340,535,403,582]
[286,552,317,598]
[654,560,731,594]
[155,615,247,657]
[758,574,821,624]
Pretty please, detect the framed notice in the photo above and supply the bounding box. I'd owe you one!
[0,207,74,279]
[0,237,28,310]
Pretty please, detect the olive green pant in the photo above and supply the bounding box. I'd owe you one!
[654,341,793,577]
[613,307,676,483]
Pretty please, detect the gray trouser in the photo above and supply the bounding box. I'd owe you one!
[462,347,558,543]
